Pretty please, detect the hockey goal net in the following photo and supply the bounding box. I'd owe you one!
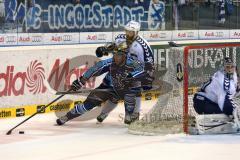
[128,43,240,135]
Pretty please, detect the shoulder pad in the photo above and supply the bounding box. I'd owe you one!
[115,34,126,40]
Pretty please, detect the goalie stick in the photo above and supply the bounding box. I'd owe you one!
[196,118,240,134]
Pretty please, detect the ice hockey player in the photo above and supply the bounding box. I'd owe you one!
[192,57,240,134]
[56,42,146,126]
[95,20,154,123]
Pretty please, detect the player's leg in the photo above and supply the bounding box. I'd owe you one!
[131,96,141,120]
[96,90,141,123]
[56,89,112,125]
[124,93,137,124]
[96,100,117,123]
[193,93,222,114]
[96,98,140,124]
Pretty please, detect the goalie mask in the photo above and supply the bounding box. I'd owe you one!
[224,58,236,79]
[124,21,140,45]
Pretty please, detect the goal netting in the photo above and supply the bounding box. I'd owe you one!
[128,43,240,135]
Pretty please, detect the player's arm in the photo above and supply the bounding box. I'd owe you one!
[235,77,240,97]
[71,59,112,91]
[95,43,116,57]
[131,61,145,79]
[211,72,226,111]
[95,34,126,58]
[125,59,145,81]
[82,58,112,79]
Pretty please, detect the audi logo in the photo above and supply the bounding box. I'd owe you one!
[0,37,4,42]
[63,35,72,41]
[31,36,42,42]
[6,36,17,43]
[98,34,107,41]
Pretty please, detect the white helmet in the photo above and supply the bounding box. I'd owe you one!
[124,20,141,32]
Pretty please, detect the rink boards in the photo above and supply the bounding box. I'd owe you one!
[0,39,239,119]
[0,44,161,119]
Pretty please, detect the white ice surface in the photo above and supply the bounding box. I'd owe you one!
[0,100,240,160]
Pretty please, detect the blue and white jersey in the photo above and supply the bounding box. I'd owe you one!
[115,34,154,65]
[82,57,144,91]
[198,69,238,111]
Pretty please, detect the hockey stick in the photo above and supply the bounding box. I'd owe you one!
[55,85,161,95]
[55,88,113,95]
[199,122,228,131]
[6,89,72,135]
[199,118,240,132]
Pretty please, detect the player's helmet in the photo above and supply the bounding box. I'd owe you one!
[224,57,236,78]
[113,42,128,66]
[113,41,128,55]
[124,21,141,44]
[124,20,141,32]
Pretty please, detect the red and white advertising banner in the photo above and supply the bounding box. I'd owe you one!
[0,45,103,108]
[17,33,44,45]
[1,30,240,47]
[0,34,18,46]
[43,33,80,45]
[229,30,240,39]
[172,30,198,40]
[0,34,5,45]
[80,32,113,44]
[198,30,230,39]
[143,31,172,41]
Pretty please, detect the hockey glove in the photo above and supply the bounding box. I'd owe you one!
[96,46,108,57]
[71,76,86,91]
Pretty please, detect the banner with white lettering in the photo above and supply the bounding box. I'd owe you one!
[2,0,166,33]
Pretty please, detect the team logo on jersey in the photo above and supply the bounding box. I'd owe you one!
[176,63,183,82]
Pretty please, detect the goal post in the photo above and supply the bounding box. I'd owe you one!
[128,43,240,135]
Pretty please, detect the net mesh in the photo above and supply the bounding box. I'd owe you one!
[128,44,240,135]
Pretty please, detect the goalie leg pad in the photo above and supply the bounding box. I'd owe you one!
[193,114,239,135]
[233,106,240,129]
